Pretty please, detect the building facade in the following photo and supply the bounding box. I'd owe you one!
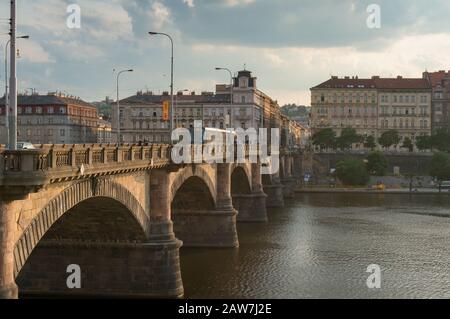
[375,76,432,142]
[112,70,307,150]
[423,70,450,132]
[0,92,104,145]
[311,75,432,150]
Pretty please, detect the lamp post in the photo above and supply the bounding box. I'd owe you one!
[116,69,133,144]
[215,67,233,128]
[148,32,174,142]
[4,35,29,149]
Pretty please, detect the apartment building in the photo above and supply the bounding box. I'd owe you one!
[0,92,102,145]
[375,76,431,141]
[423,70,450,132]
[311,76,378,137]
[311,75,432,149]
[113,70,303,146]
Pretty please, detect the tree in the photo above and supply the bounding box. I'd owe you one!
[366,151,388,176]
[378,130,401,150]
[336,128,363,151]
[364,135,377,151]
[312,128,336,150]
[430,152,450,182]
[430,128,450,152]
[401,137,414,152]
[416,135,432,151]
[336,158,370,186]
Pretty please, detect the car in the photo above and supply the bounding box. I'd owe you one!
[17,142,36,150]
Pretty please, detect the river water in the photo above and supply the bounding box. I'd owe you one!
[180,193,450,299]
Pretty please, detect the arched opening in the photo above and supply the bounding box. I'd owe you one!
[262,174,272,186]
[171,176,216,247]
[16,197,147,298]
[231,166,252,196]
[231,166,254,222]
[172,176,215,211]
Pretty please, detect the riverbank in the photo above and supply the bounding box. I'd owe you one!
[296,187,449,195]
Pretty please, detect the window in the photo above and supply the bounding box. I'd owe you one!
[60,129,65,136]
[60,107,67,114]
[48,107,54,114]
[241,96,246,103]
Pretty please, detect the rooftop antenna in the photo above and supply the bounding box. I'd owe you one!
[244,63,247,70]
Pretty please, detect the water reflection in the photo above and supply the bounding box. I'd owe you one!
[181,194,450,299]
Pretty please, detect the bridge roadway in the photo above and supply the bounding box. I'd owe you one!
[0,143,303,298]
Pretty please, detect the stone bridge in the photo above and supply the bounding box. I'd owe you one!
[0,143,302,298]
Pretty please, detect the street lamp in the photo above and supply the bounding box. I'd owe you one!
[148,32,174,142]
[4,35,29,149]
[215,67,233,128]
[116,69,133,144]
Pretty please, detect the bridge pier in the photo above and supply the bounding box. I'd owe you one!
[16,239,183,298]
[172,209,238,248]
[263,172,285,208]
[235,162,268,222]
[0,200,19,299]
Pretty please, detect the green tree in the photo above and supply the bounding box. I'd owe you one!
[336,128,363,151]
[364,135,377,150]
[416,135,432,151]
[336,158,370,186]
[312,128,336,150]
[430,128,450,152]
[378,130,401,149]
[366,151,388,176]
[401,137,414,152]
[430,152,450,182]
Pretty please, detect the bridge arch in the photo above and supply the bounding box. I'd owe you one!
[230,164,252,195]
[170,165,217,207]
[13,178,149,277]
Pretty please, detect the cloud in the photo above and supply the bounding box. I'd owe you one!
[183,0,195,8]
[2,0,450,107]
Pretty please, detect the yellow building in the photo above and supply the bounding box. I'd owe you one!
[311,75,432,150]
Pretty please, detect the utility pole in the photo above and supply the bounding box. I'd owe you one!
[9,0,17,150]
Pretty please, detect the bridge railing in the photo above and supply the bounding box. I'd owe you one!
[0,143,172,176]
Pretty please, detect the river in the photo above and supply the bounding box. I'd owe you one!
[180,193,450,299]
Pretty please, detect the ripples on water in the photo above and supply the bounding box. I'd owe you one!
[180,193,450,299]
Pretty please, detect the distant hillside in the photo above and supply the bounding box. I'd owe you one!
[281,104,310,126]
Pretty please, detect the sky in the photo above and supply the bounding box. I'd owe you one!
[1,0,450,105]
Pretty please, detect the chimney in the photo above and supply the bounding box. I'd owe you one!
[162,91,169,96]
[344,76,350,79]
[191,91,196,96]
[372,76,380,80]
[397,76,403,79]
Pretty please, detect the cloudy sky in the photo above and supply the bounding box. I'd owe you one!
[1,0,450,105]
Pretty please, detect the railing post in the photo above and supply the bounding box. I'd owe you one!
[116,147,122,164]
[87,148,93,166]
[102,148,107,164]
[50,148,57,168]
[70,148,76,167]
